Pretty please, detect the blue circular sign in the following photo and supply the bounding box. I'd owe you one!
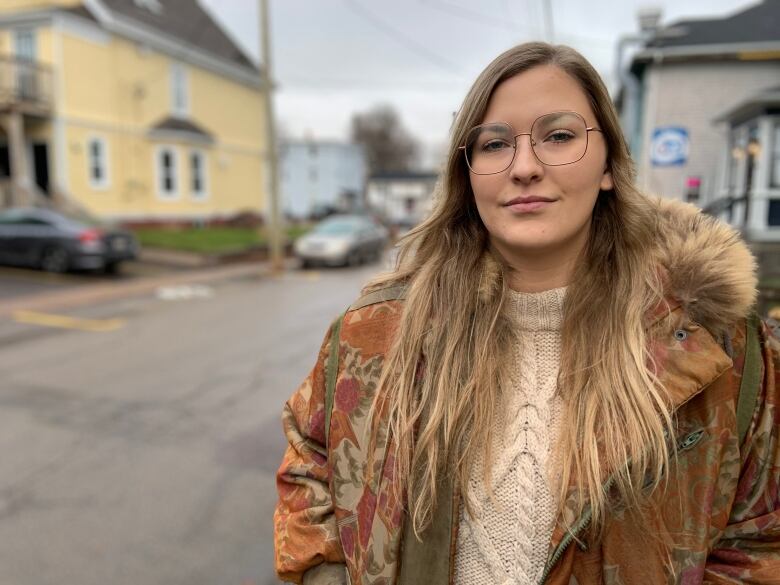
[651,127,689,167]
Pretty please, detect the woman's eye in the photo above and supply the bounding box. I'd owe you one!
[481,139,511,152]
[545,131,574,143]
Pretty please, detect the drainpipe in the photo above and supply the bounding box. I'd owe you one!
[615,8,662,164]
[615,34,643,156]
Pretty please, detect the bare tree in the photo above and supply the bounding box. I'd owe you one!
[350,104,420,174]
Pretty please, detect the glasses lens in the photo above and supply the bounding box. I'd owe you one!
[465,123,515,174]
[531,112,588,165]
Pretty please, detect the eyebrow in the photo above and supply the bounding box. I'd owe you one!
[480,112,583,129]
[539,112,568,124]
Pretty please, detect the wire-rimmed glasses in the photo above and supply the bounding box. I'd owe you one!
[460,111,603,175]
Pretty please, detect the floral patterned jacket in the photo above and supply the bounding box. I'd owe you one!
[274,200,780,584]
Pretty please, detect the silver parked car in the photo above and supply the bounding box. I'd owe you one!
[294,215,389,268]
[0,207,139,274]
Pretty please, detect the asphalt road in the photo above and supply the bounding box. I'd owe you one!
[0,261,178,300]
[0,259,386,585]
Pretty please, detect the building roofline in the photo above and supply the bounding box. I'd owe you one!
[632,40,780,62]
[714,86,780,123]
[0,3,264,90]
[281,139,365,149]
[86,0,263,88]
[369,171,439,181]
[628,41,780,79]
[196,0,257,70]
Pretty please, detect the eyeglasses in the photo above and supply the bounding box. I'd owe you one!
[459,111,603,175]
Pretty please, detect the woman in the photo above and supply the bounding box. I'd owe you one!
[274,42,780,584]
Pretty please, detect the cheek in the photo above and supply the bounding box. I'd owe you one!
[469,175,504,213]
[557,163,607,204]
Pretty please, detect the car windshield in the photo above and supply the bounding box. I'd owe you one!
[313,219,364,235]
[59,209,107,227]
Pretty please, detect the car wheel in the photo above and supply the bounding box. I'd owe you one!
[39,246,70,274]
[104,261,121,275]
[300,258,312,269]
[346,250,361,267]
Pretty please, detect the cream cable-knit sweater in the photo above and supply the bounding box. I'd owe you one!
[454,286,566,585]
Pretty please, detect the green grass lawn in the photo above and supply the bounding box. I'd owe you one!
[761,277,780,290]
[133,225,310,254]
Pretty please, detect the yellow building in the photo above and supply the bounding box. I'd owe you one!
[0,0,268,224]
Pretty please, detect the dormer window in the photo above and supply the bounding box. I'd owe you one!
[134,0,163,15]
[170,63,189,117]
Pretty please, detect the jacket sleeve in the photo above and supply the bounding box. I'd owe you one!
[704,320,780,583]
[274,321,348,584]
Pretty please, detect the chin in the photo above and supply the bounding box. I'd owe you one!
[497,234,564,254]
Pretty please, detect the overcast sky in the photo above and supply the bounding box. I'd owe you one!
[199,0,755,167]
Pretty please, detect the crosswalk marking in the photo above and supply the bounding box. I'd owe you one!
[12,310,126,332]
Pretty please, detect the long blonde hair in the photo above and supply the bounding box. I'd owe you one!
[366,42,673,541]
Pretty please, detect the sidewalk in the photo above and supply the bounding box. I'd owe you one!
[0,260,275,318]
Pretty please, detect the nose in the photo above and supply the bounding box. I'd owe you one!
[508,133,544,183]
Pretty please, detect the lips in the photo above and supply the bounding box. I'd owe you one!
[503,195,556,206]
[503,195,556,214]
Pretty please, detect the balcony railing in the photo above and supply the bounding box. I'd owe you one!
[0,56,53,114]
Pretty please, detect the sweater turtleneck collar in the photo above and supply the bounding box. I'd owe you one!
[504,286,567,332]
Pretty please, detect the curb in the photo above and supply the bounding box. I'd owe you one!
[0,261,273,318]
[138,247,217,268]
[138,244,295,270]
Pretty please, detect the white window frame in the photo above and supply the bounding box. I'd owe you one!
[14,29,37,99]
[155,145,179,200]
[189,150,208,200]
[771,118,780,189]
[170,63,189,117]
[87,136,109,190]
[14,29,36,61]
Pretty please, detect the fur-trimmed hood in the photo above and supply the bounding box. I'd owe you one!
[650,198,757,334]
[478,197,758,334]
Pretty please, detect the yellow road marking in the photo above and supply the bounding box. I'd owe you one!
[12,310,126,332]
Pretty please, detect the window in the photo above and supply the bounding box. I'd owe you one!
[170,64,189,117]
[14,30,36,99]
[87,137,109,190]
[14,29,35,61]
[190,150,207,199]
[156,147,178,198]
[768,200,780,227]
[727,128,742,192]
[772,122,780,188]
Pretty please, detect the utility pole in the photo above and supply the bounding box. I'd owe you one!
[541,0,554,43]
[259,0,283,273]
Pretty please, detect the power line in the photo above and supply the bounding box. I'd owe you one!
[279,74,467,90]
[343,0,464,76]
[418,0,614,47]
[419,0,520,31]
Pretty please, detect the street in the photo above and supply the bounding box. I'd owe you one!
[0,260,385,585]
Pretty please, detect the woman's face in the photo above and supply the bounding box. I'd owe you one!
[468,65,613,262]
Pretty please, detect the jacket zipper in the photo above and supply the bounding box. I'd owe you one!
[536,428,704,584]
[537,473,616,584]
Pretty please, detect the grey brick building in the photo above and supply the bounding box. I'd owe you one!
[618,0,780,241]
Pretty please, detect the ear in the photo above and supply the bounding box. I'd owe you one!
[599,167,613,191]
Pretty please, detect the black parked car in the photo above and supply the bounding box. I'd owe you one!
[0,207,139,273]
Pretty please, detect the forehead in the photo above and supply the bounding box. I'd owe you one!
[480,65,598,127]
